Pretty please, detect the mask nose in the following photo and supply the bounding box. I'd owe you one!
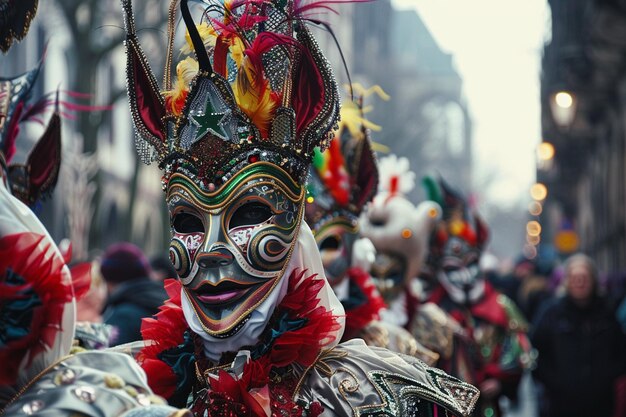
[196,248,234,268]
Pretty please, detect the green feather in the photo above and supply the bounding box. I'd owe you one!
[312,147,325,170]
[422,176,443,206]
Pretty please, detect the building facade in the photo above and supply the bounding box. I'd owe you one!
[540,0,626,276]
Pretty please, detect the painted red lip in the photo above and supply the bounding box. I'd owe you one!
[191,280,258,306]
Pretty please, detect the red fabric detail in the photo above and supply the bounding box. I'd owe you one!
[213,35,230,78]
[292,48,324,135]
[614,374,626,417]
[321,138,350,207]
[261,269,341,371]
[165,90,188,117]
[0,232,72,385]
[343,267,385,340]
[137,279,188,398]
[469,283,509,329]
[206,369,268,416]
[352,136,378,212]
[130,47,165,141]
[69,262,92,301]
[456,222,477,246]
[389,175,399,196]
[474,214,490,249]
[309,401,324,416]
[427,284,447,305]
[142,357,178,399]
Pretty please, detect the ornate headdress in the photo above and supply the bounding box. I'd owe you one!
[0,65,61,206]
[423,176,489,260]
[123,0,340,191]
[305,85,382,231]
[422,176,489,304]
[0,0,38,53]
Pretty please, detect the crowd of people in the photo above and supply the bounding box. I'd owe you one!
[1,1,626,416]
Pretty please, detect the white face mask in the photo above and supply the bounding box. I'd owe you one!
[437,237,485,305]
[182,221,345,362]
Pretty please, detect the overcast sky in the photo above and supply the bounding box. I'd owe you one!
[392,0,549,208]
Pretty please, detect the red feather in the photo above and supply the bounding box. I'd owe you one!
[342,267,386,340]
[0,233,72,385]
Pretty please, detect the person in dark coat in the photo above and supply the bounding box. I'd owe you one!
[100,242,167,346]
[531,253,626,417]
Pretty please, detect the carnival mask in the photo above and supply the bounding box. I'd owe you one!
[437,236,485,305]
[167,162,304,336]
[360,195,441,302]
[313,215,358,287]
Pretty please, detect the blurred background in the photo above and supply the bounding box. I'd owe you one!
[2,0,626,292]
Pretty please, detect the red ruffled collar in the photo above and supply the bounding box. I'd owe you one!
[342,267,386,340]
[138,269,340,415]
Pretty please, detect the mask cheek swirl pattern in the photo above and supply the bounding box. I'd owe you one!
[224,185,300,274]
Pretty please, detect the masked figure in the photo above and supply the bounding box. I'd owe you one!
[359,155,468,366]
[122,0,478,415]
[0,64,188,416]
[424,176,533,417]
[304,91,437,364]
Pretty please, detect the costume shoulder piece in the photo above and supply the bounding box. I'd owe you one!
[1,351,191,417]
[300,339,478,417]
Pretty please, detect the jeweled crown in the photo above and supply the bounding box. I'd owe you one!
[122,0,341,192]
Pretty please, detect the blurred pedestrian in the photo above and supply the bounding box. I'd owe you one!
[100,242,166,346]
[531,253,626,417]
[149,253,177,283]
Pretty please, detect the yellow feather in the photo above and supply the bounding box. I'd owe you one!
[177,57,199,85]
[163,57,199,116]
[232,57,276,138]
[339,102,382,138]
[181,23,217,55]
[348,83,390,101]
[230,37,245,69]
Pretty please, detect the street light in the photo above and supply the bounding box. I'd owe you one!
[529,201,543,216]
[550,90,577,129]
[530,183,548,201]
[537,142,555,161]
[527,220,542,237]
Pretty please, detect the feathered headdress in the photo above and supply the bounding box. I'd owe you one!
[123,0,344,191]
[377,154,415,198]
[423,176,489,256]
[0,65,61,206]
[305,85,384,229]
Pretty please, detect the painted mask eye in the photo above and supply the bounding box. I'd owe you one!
[229,202,273,229]
[173,212,204,234]
[369,216,386,227]
[319,235,341,251]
